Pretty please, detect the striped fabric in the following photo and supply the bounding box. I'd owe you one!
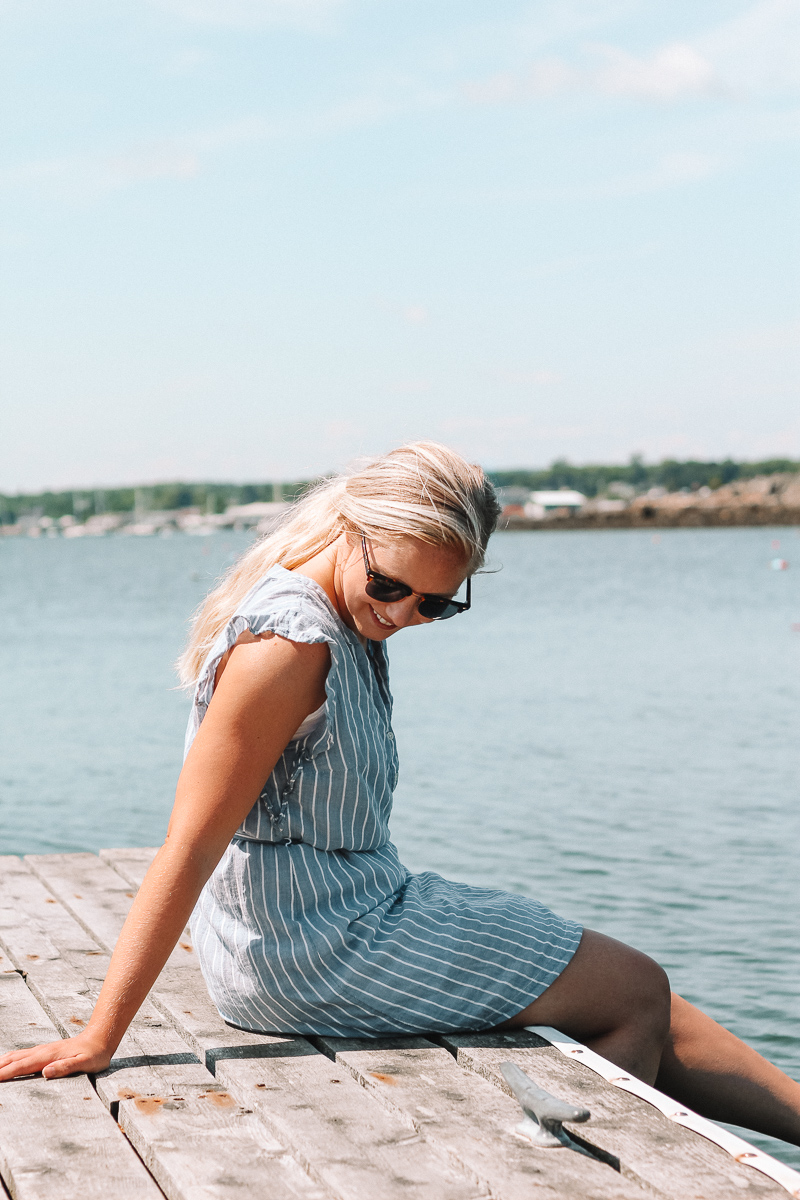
[188,567,582,1036]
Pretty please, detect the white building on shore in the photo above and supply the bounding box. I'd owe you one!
[523,490,586,519]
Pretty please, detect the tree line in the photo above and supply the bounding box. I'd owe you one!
[488,456,800,497]
[3,455,799,524]
[0,480,310,525]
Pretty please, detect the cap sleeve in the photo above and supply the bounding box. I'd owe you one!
[185,567,344,758]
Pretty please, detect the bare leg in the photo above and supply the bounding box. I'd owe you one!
[498,931,800,1145]
[656,993,800,1147]
[496,928,672,1085]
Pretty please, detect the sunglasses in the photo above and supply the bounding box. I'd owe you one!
[361,536,471,621]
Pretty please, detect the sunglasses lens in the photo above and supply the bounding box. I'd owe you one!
[418,597,457,620]
[366,578,408,604]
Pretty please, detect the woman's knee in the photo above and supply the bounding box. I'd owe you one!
[628,950,671,1042]
[505,929,671,1041]
[581,930,671,1040]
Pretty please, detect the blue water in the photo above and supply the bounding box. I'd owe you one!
[1,527,799,1166]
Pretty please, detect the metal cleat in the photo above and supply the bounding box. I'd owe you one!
[501,1061,592,1153]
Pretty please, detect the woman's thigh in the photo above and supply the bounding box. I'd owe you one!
[496,928,671,1038]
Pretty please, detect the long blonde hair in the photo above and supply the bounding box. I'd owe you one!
[177,441,500,688]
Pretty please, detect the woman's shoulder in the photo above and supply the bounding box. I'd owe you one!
[191,566,346,719]
[234,565,344,644]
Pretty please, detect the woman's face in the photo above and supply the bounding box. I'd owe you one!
[337,534,470,642]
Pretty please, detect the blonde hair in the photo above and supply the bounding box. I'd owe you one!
[177,441,500,688]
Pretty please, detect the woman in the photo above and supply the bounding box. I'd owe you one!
[1,442,799,1146]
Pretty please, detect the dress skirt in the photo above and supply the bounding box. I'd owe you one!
[191,837,582,1037]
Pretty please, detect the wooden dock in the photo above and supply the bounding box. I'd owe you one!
[0,848,798,1200]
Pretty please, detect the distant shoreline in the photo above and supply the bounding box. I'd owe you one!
[5,465,800,539]
[501,507,800,531]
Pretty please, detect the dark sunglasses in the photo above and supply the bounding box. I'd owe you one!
[361,536,471,621]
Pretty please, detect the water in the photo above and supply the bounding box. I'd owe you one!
[2,527,799,1166]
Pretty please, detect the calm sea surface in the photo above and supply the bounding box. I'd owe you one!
[2,527,799,1165]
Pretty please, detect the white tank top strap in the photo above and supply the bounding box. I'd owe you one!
[289,701,326,743]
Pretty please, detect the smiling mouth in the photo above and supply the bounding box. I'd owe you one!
[370,606,395,629]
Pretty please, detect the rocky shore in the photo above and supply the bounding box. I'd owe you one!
[501,473,800,530]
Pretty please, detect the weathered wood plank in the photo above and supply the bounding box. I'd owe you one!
[98,848,158,890]
[127,972,488,1200]
[118,1086,329,1200]
[215,1042,488,1200]
[0,966,163,1199]
[439,1031,789,1199]
[0,856,211,1102]
[0,858,331,1200]
[316,1035,649,1200]
[25,854,195,971]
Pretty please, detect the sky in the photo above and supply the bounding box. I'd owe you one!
[1,0,798,490]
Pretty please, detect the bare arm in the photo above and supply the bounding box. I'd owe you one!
[0,633,329,1081]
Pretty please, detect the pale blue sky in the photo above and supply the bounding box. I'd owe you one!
[1,0,798,489]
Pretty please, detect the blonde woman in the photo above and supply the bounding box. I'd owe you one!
[1,442,799,1147]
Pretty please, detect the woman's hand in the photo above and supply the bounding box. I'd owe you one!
[0,1030,112,1082]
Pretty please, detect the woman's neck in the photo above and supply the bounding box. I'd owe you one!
[291,538,366,646]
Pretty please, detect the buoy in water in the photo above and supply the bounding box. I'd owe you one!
[770,558,789,570]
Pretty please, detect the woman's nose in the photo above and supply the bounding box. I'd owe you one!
[383,595,421,626]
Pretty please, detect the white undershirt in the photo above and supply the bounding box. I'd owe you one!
[289,701,326,742]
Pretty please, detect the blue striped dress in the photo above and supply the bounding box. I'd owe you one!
[187,566,582,1037]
